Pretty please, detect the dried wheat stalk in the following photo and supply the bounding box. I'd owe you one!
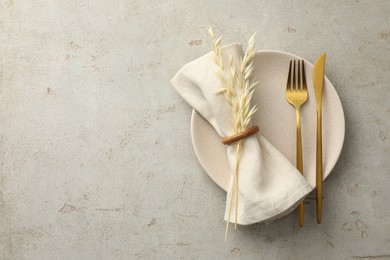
[208,26,257,241]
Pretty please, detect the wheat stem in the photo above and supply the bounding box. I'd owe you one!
[234,140,242,229]
[209,26,257,240]
[225,172,235,242]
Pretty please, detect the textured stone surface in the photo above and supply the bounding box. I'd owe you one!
[0,0,389,259]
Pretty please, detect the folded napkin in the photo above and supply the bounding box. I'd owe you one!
[171,43,313,225]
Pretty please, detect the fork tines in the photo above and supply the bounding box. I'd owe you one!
[287,60,307,92]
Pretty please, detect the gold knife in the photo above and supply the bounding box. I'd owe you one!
[313,53,326,224]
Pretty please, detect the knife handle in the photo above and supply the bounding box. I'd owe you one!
[316,109,323,224]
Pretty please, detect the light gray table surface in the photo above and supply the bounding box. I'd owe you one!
[0,1,389,259]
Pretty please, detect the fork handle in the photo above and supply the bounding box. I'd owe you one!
[295,107,304,227]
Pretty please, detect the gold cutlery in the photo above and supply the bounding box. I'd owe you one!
[313,53,326,224]
[286,60,308,227]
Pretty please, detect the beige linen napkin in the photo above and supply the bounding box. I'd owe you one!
[171,43,312,225]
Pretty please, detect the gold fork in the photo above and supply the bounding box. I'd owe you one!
[285,60,308,227]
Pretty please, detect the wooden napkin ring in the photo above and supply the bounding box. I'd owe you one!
[222,126,259,145]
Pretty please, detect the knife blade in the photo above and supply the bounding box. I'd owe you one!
[313,52,326,224]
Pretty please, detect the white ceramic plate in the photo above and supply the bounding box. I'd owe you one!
[191,50,345,192]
